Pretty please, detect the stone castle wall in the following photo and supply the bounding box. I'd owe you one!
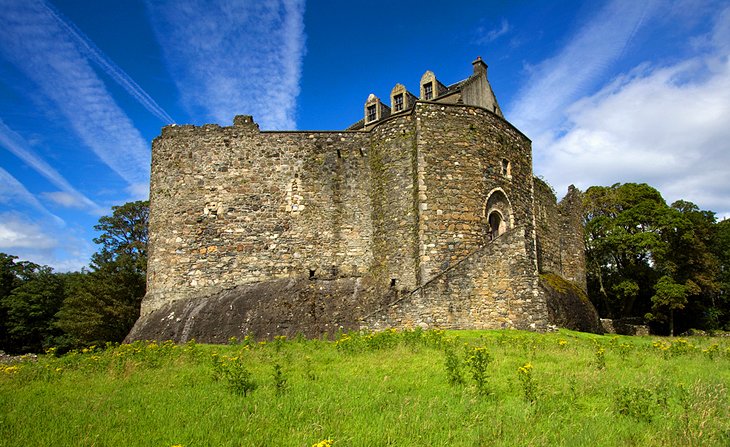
[415,103,534,284]
[367,225,547,331]
[144,104,534,316]
[534,178,587,291]
[135,99,594,339]
[145,119,376,315]
[367,113,419,290]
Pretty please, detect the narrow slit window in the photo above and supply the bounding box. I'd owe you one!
[501,159,510,177]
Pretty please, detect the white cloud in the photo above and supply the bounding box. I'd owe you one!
[0,0,151,187]
[0,166,63,224]
[38,0,175,124]
[508,0,658,137]
[0,212,93,271]
[146,0,306,130]
[0,118,103,213]
[475,18,511,44]
[41,191,87,209]
[125,182,150,201]
[0,214,56,250]
[537,6,730,216]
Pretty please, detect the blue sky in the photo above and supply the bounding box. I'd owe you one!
[0,0,728,271]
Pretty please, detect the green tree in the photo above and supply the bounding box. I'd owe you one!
[583,183,668,320]
[713,219,730,329]
[658,201,721,331]
[56,200,149,347]
[650,276,690,336]
[584,184,724,333]
[91,200,148,273]
[1,266,65,353]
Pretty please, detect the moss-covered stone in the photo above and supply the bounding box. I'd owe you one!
[540,273,603,334]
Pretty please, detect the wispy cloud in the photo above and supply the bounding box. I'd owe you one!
[475,18,511,44]
[0,166,62,224]
[507,0,658,138]
[537,5,730,217]
[0,118,103,213]
[146,0,306,130]
[39,0,175,125]
[0,0,150,187]
[0,211,93,271]
[0,213,56,250]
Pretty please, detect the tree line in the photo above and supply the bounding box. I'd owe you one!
[584,183,730,335]
[1,183,729,354]
[0,201,147,354]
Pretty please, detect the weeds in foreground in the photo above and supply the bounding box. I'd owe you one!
[613,385,655,422]
[443,339,465,386]
[212,352,257,396]
[517,362,537,403]
[272,362,288,395]
[1,330,729,447]
[465,346,493,395]
[593,346,607,370]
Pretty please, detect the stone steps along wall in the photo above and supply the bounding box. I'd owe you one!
[365,225,548,331]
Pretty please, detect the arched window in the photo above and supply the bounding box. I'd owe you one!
[485,189,512,240]
[488,211,504,240]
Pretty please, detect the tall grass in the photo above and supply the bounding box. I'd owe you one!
[1,330,728,446]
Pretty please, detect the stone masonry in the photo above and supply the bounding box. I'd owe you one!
[127,59,599,342]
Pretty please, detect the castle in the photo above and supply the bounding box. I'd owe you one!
[127,58,601,343]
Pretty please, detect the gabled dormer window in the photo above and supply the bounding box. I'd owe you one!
[424,82,433,100]
[367,105,377,122]
[394,94,404,111]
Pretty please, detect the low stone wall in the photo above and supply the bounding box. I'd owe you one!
[600,318,650,336]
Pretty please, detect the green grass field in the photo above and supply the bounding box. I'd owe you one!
[1,329,728,447]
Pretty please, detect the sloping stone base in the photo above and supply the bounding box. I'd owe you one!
[540,273,603,334]
[125,277,392,343]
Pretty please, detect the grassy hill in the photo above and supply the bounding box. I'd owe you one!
[1,329,729,446]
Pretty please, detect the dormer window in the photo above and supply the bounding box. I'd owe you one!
[367,105,377,122]
[364,93,390,124]
[394,94,404,111]
[424,82,433,100]
[390,84,415,114]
